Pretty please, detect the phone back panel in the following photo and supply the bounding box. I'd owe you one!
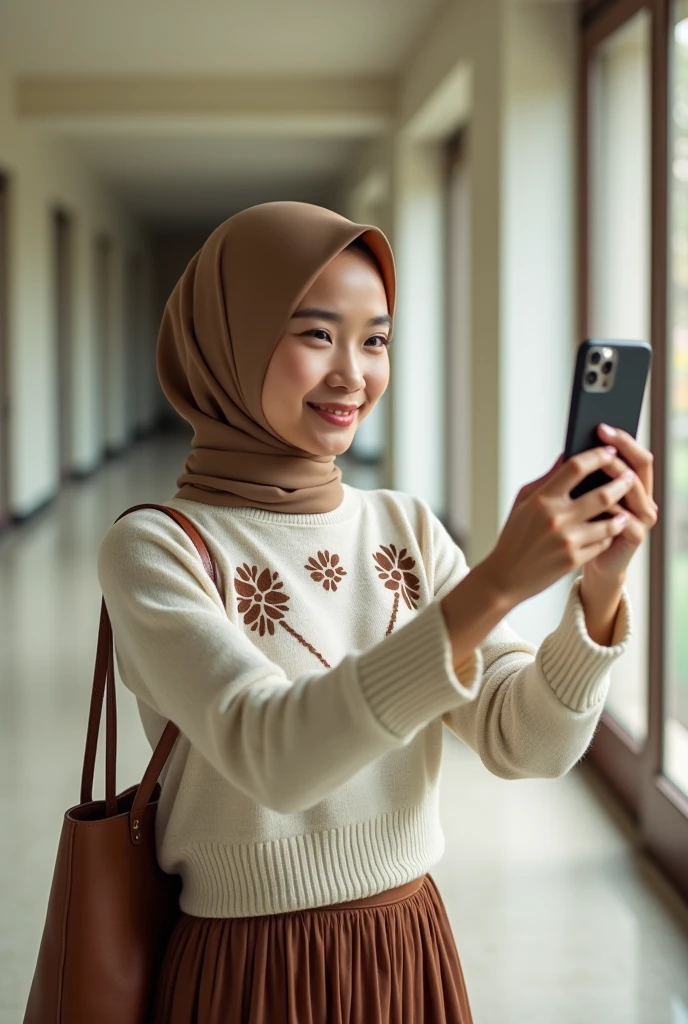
[564,338,652,505]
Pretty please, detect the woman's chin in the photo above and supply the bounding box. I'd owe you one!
[288,420,353,457]
[312,441,352,458]
[299,432,353,458]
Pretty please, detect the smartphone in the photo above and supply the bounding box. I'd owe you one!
[563,339,652,520]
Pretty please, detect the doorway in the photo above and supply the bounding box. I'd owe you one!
[124,249,141,441]
[94,235,112,457]
[53,208,73,483]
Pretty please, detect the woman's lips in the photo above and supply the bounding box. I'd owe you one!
[307,404,359,426]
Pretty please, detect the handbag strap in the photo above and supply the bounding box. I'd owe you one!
[80,504,219,844]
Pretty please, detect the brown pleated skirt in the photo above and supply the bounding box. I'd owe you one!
[153,873,474,1024]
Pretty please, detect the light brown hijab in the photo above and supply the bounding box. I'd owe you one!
[157,201,396,514]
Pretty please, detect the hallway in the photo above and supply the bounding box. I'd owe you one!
[1,432,687,1023]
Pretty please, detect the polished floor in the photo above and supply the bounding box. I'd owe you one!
[1,430,688,1024]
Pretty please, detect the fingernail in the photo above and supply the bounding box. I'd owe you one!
[604,445,617,455]
[600,423,615,437]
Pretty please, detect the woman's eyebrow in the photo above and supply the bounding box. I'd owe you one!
[291,307,343,323]
[291,307,393,329]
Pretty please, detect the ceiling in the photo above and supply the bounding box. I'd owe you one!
[5,0,444,227]
[0,0,441,76]
[64,133,363,228]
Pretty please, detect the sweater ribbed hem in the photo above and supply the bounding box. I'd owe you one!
[174,795,445,918]
[357,599,483,740]
[538,575,633,712]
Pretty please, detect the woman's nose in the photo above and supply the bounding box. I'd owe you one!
[327,357,365,390]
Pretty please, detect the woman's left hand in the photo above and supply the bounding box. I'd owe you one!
[581,423,658,587]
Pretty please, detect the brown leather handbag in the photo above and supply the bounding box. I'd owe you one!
[23,504,218,1024]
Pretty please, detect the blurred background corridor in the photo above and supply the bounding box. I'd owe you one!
[1,0,688,1020]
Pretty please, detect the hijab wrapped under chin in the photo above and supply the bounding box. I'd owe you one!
[156,201,396,514]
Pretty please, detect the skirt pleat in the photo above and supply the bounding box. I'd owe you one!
[153,874,474,1024]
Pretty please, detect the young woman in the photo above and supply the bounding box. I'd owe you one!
[97,201,657,1024]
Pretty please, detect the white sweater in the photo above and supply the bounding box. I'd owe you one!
[97,482,632,918]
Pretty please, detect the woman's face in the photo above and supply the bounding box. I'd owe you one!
[261,248,391,457]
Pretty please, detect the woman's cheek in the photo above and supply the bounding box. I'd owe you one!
[290,352,324,394]
[367,361,389,401]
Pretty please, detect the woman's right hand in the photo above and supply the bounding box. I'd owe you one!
[479,446,635,607]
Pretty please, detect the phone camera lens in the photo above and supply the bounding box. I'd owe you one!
[602,360,613,374]
[590,351,601,365]
[585,370,598,385]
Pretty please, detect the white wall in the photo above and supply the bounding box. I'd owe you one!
[499,0,580,641]
[390,140,447,511]
[0,71,156,517]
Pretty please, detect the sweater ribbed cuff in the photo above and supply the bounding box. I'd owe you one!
[357,599,483,740]
[538,574,633,712]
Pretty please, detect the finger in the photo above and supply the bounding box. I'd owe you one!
[597,425,654,497]
[623,511,646,543]
[596,509,646,548]
[576,509,629,548]
[624,513,648,545]
[611,493,659,517]
[591,500,651,544]
[582,536,617,560]
[571,460,635,523]
[548,445,618,497]
[602,458,657,527]
[576,529,621,562]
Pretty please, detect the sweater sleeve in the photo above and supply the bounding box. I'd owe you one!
[97,511,483,815]
[424,504,633,779]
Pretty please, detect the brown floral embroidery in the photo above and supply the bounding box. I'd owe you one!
[304,550,347,592]
[373,544,421,635]
[234,563,331,667]
[234,565,289,637]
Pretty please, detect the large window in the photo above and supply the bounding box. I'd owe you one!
[666,0,688,798]
[588,8,653,743]
[581,0,688,901]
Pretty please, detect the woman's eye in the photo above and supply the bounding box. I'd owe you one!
[304,329,390,348]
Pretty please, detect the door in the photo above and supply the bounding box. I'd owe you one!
[53,209,73,482]
[0,175,9,529]
[95,235,112,457]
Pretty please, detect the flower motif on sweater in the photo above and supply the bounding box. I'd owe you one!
[304,550,347,591]
[234,564,289,637]
[234,562,331,668]
[373,544,421,635]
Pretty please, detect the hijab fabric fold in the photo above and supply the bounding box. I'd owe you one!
[157,201,396,514]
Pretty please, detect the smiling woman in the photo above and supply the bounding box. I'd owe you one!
[153,201,395,514]
[261,238,393,456]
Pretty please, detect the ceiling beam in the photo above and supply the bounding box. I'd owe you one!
[15,75,396,136]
